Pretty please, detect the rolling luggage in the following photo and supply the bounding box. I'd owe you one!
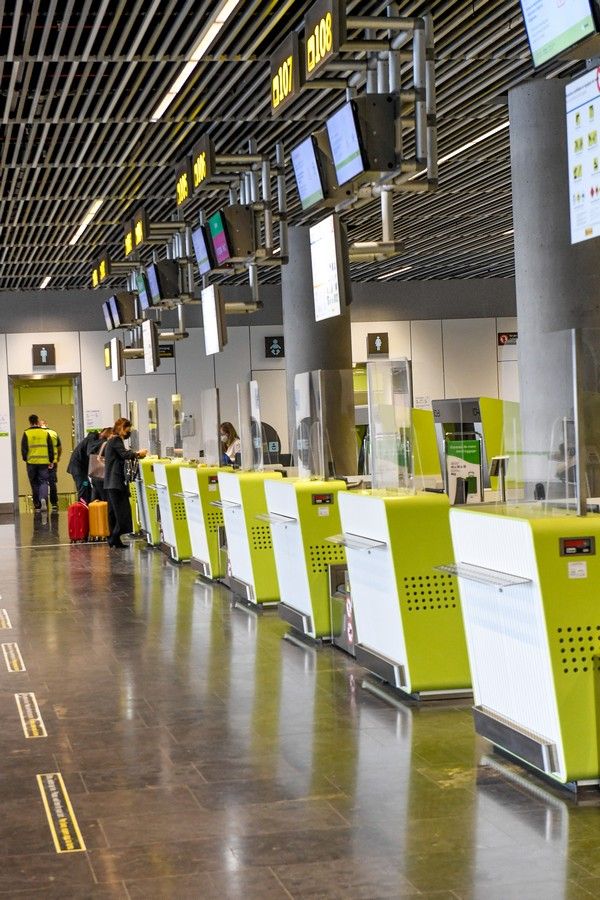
[68,500,89,543]
[88,500,110,541]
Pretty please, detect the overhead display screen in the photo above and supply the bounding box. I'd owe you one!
[202,284,227,355]
[146,265,161,306]
[326,102,365,186]
[291,137,325,209]
[102,301,114,331]
[136,272,150,311]
[309,214,345,322]
[191,225,213,276]
[142,319,159,374]
[520,0,597,67]
[108,295,120,327]
[566,67,600,243]
[208,211,232,265]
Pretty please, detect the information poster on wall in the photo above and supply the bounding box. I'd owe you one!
[445,436,483,505]
[84,409,102,432]
[566,67,600,244]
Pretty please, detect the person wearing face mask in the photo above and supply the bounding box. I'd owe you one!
[104,417,148,549]
[219,422,241,465]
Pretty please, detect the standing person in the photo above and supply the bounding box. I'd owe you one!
[21,414,54,512]
[104,418,147,549]
[40,419,62,511]
[88,427,113,502]
[66,430,99,502]
[219,422,241,464]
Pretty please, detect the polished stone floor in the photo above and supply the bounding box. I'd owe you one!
[1,514,600,898]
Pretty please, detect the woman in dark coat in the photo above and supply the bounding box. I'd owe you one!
[104,418,147,549]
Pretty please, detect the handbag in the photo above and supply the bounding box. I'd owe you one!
[124,457,140,485]
[88,442,107,479]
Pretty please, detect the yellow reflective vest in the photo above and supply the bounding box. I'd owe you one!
[23,427,52,465]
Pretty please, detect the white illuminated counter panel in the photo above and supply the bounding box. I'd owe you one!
[217,471,283,606]
[337,491,469,699]
[450,504,600,786]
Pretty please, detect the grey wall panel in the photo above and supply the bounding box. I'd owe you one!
[0,280,516,333]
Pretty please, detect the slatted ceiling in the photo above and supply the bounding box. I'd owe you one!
[0,1,587,289]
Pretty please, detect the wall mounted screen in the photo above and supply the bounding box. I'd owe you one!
[191,225,213,275]
[136,271,151,311]
[309,214,348,322]
[102,301,114,331]
[146,264,162,306]
[520,0,597,67]
[202,284,227,355]
[326,102,365,186]
[291,136,325,209]
[566,67,600,243]
[208,211,232,265]
[142,319,160,374]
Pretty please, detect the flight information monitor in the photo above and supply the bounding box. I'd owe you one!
[191,224,213,275]
[146,260,179,306]
[326,101,366,186]
[566,67,600,243]
[136,271,151,311]
[102,301,115,331]
[291,136,325,209]
[142,319,160,374]
[202,284,227,355]
[208,211,232,265]
[520,0,598,67]
[309,214,348,322]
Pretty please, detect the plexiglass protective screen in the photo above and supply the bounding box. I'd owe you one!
[367,358,414,492]
[237,380,264,471]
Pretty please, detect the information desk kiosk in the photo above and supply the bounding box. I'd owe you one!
[450,504,600,788]
[180,465,230,580]
[263,479,347,640]
[153,461,191,562]
[217,471,283,606]
[336,490,470,700]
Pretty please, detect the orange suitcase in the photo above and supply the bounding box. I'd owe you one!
[88,500,110,541]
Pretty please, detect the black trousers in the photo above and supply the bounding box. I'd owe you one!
[48,466,58,506]
[106,488,132,545]
[26,464,50,508]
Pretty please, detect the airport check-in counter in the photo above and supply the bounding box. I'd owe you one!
[336,490,471,700]
[153,461,192,562]
[450,504,600,788]
[179,465,230,580]
[263,479,347,640]
[137,458,169,547]
[217,470,283,606]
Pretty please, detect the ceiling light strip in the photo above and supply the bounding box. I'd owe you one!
[150,0,242,122]
[68,199,103,247]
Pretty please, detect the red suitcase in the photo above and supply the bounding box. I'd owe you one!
[68,500,89,543]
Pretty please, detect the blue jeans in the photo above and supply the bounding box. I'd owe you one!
[27,464,50,508]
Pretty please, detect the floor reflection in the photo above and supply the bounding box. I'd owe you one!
[0,521,599,897]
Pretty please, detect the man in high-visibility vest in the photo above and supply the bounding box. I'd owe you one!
[21,414,54,512]
[40,419,62,511]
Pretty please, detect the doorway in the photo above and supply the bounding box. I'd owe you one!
[11,374,83,512]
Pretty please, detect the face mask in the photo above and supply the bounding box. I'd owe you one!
[220,435,227,443]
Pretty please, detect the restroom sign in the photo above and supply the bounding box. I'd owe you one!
[265,336,285,359]
[32,344,56,367]
[367,333,389,357]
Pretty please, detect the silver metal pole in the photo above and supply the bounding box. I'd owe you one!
[366,29,377,94]
[276,142,288,260]
[413,21,427,163]
[571,328,587,516]
[424,13,438,183]
[249,264,259,304]
[381,188,394,242]
[262,158,274,253]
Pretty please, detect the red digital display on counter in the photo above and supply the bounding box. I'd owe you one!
[559,536,596,556]
[312,493,333,505]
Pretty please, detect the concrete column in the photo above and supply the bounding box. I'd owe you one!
[281,226,353,453]
[509,80,600,495]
